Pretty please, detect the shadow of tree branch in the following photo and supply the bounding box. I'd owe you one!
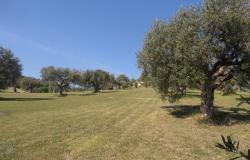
[0,97,53,101]
[161,104,250,126]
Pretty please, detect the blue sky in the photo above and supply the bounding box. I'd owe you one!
[0,0,201,79]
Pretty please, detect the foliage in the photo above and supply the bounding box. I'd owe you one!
[116,74,131,89]
[83,70,115,92]
[32,86,49,93]
[131,78,138,88]
[216,135,239,152]
[139,70,151,87]
[0,47,22,89]
[70,70,83,85]
[41,66,72,95]
[40,66,127,94]
[18,76,43,93]
[216,135,250,160]
[137,0,250,117]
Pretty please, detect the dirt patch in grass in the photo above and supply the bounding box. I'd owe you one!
[0,112,8,117]
[64,151,73,160]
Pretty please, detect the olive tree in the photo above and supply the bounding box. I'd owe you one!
[138,0,250,118]
[116,74,130,89]
[0,47,22,91]
[83,70,114,93]
[41,66,71,96]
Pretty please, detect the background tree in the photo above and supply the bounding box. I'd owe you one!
[116,74,131,89]
[139,71,151,87]
[18,76,42,93]
[130,78,138,88]
[138,0,250,118]
[0,47,22,91]
[70,70,83,86]
[105,74,116,90]
[41,66,71,96]
[82,70,113,93]
[20,77,49,93]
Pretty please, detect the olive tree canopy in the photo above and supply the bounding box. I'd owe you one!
[116,74,131,89]
[41,66,71,96]
[138,0,250,118]
[0,47,22,90]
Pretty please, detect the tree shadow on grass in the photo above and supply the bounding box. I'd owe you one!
[236,95,250,107]
[161,105,250,126]
[210,106,250,126]
[100,90,119,94]
[65,93,96,97]
[65,90,119,96]
[0,97,53,101]
[160,105,200,118]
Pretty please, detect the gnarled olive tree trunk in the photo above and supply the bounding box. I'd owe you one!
[200,80,215,118]
[57,83,64,96]
[93,84,99,93]
[58,87,63,96]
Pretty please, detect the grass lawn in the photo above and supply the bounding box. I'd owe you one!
[0,88,249,160]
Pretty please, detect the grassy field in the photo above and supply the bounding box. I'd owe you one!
[0,88,249,160]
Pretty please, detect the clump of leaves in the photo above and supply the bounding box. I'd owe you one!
[216,135,250,160]
[216,135,239,152]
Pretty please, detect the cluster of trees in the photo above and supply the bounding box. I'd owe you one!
[3,0,249,121]
[0,55,134,96]
[18,76,48,93]
[138,0,250,118]
[0,46,135,95]
[40,66,133,95]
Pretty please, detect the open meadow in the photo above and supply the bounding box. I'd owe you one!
[0,88,249,160]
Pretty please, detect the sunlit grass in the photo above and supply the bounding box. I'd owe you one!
[0,88,249,160]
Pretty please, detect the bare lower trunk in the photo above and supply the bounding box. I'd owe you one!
[201,81,215,118]
[59,87,63,96]
[12,82,17,92]
[94,85,99,93]
[13,86,17,92]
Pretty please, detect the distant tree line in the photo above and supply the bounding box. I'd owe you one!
[38,66,135,95]
[0,46,136,96]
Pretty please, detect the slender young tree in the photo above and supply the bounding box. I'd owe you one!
[138,0,250,118]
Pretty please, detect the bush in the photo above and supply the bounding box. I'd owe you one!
[32,86,49,93]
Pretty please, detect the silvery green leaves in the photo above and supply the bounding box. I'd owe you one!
[216,135,250,160]
[137,0,250,117]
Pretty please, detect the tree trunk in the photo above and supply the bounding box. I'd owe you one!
[12,82,17,92]
[93,85,99,93]
[59,87,63,96]
[200,80,215,118]
[13,86,17,92]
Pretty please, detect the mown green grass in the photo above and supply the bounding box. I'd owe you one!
[0,88,249,160]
